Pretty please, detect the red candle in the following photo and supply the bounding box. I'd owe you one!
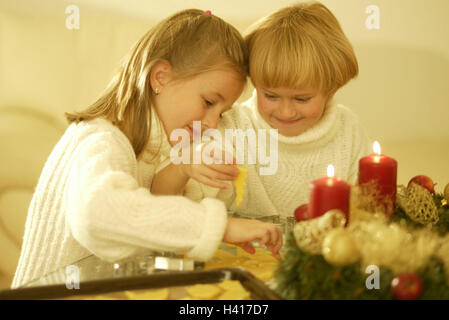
[309,165,351,221]
[358,141,397,216]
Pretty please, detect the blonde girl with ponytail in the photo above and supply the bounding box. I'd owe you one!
[13,9,282,289]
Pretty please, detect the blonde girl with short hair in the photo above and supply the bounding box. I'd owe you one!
[170,2,371,221]
[12,9,283,288]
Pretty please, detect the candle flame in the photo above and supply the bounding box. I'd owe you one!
[373,141,381,155]
[327,165,335,178]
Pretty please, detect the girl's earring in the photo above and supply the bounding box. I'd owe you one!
[155,88,160,95]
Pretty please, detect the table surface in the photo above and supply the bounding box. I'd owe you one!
[21,215,295,290]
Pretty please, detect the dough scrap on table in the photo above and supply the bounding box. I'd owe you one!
[82,295,119,300]
[187,284,222,299]
[233,166,248,206]
[218,289,250,300]
[236,246,256,258]
[242,259,261,268]
[204,261,235,270]
[213,249,236,261]
[205,245,279,283]
[251,270,274,281]
[218,280,247,292]
[253,253,278,263]
[125,288,169,300]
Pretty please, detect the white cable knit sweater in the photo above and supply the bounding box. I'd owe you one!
[185,90,372,220]
[12,109,227,288]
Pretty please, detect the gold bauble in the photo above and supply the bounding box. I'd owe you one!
[322,228,360,266]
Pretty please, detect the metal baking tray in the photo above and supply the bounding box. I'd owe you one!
[0,267,282,300]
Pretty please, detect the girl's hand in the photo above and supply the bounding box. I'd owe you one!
[177,142,240,189]
[223,218,283,259]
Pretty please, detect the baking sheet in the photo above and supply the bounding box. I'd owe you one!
[0,268,281,300]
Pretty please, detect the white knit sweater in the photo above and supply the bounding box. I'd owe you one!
[185,90,372,219]
[12,109,227,288]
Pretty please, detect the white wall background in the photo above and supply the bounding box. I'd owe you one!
[1,0,448,182]
[1,0,448,140]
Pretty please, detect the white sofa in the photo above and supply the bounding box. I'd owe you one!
[0,108,65,287]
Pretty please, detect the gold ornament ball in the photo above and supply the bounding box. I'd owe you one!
[444,183,449,202]
[322,228,360,266]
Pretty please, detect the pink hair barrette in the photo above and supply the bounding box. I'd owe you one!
[204,10,211,15]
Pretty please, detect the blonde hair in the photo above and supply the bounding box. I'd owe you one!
[66,9,248,157]
[245,1,358,95]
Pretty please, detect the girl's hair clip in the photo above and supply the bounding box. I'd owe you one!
[204,10,211,15]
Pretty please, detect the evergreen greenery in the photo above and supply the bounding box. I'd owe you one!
[274,192,449,299]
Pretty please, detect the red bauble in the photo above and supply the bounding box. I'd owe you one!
[294,204,310,222]
[408,175,435,194]
[391,273,423,300]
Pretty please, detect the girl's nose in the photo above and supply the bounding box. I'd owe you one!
[278,101,297,119]
[202,110,220,129]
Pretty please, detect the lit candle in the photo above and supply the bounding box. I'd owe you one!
[309,165,351,222]
[358,141,398,216]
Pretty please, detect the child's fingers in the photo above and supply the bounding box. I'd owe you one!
[206,168,238,182]
[208,146,236,164]
[257,232,270,247]
[256,224,282,257]
[273,241,283,259]
[206,163,240,177]
[268,237,283,259]
[266,225,280,248]
[219,150,236,165]
[266,244,281,259]
[199,170,235,182]
[201,143,236,165]
[237,242,255,255]
[192,172,230,189]
[273,225,283,247]
[199,165,237,182]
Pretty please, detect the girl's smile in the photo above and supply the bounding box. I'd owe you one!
[256,87,333,137]
[273,116,304,125]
